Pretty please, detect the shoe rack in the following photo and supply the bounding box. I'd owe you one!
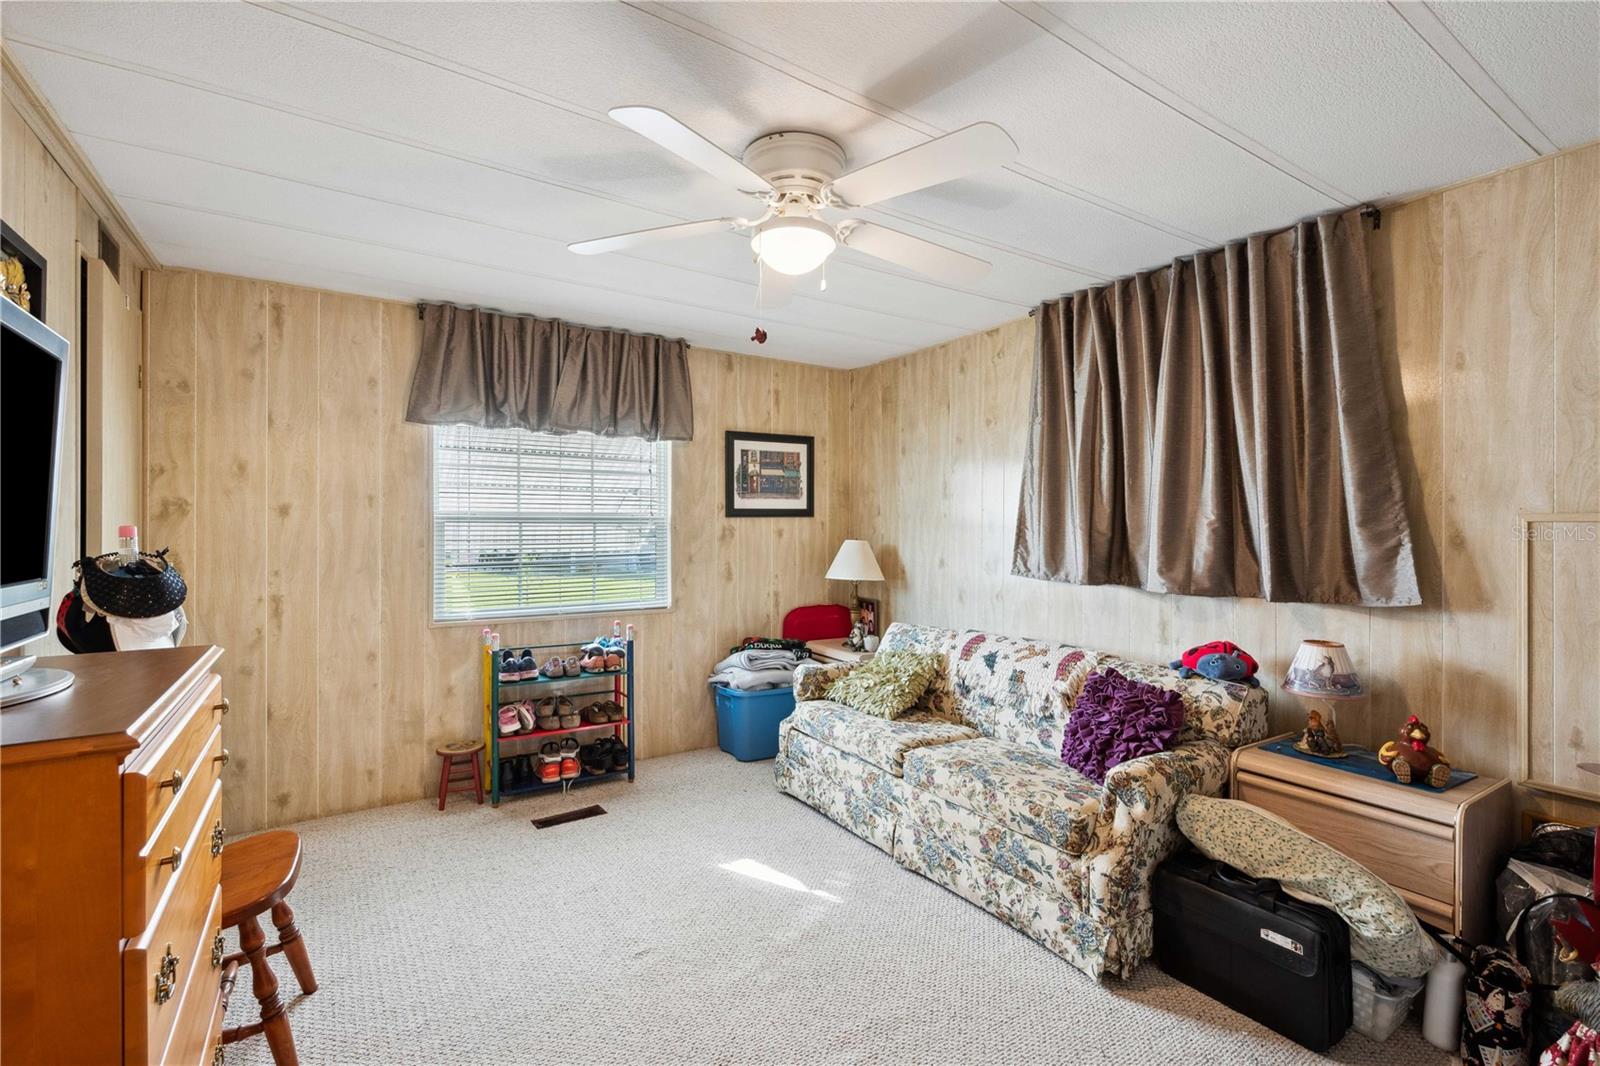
[481,636,636,806]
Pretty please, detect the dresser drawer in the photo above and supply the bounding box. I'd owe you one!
[158,892,228,1066]
[124,674,224,852]
[124,781,223,1066]
[1233,770,1457,904]
[125,724,225,937]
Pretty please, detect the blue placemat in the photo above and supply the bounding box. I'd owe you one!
[1261,739,1477,791]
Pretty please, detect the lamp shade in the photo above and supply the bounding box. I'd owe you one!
[1281,640,1364,700]
[826,540,884,583]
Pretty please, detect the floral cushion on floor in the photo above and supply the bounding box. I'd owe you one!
[1177,794,1438,978]
[903,738,1105,855]
[784,700,979,775]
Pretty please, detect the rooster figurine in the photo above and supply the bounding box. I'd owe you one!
[1378,715,1453,787]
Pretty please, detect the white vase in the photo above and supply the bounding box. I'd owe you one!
[862,635,879,652]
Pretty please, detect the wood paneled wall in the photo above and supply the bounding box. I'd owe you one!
[143,271,850,832]
[1,93,147,655]
[846,145,1599,826]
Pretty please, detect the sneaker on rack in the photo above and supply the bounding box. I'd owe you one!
[497,650,520,683]
[607,738,630,772]
[558,738,580,780]
[497,705,521,736]
[515,700,536,732]
[537,742,562,783]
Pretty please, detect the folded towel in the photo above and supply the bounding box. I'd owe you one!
[708,665,797,691]
[713,648,805,673]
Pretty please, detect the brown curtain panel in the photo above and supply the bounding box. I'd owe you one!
[405,302,694,441]
[1014,209,1419,606]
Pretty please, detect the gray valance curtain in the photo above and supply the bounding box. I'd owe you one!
[1014,209,1419,606]
[405,302,695,441]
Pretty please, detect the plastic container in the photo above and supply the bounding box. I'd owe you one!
[1351,963,1426,1041]
[713,684,796,761]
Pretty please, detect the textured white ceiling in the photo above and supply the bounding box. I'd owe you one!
[4,1,1595,367]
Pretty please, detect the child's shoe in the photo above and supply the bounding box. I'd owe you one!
[537,742,562,783]
[558,738,581,780]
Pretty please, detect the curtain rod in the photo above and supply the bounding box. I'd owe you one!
[1027,204,1383,316]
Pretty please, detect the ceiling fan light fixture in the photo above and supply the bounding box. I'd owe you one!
[750,217,836,276]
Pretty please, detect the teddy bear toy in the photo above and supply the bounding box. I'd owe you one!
[1377,715,1452,787]
[1170,640,1261,687]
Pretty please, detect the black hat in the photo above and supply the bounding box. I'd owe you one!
[76,550,188,620]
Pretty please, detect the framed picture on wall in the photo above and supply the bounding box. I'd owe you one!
[725,431,814,517]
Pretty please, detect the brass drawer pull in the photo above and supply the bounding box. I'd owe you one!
[214,697,230,716]
[154,944,178,1004]
[213,1045,225,1066]
[211,931,226,968]
[214,748,230,768]
[158,847,183,872]
[158,767,184,795]
[210,821,226,857]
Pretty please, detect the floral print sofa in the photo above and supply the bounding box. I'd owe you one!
[774,622,1269,980]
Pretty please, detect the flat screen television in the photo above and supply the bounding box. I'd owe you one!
[1,296,74,703]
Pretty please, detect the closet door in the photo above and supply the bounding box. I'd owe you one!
[85,256,142,554]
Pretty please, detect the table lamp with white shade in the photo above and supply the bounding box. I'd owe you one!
[1282,639,1365,759]
[826,539,884,630]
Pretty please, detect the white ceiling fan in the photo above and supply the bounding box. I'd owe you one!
[568,107,1018,306]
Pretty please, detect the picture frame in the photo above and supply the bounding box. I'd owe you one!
[858,597,878,637]
[724,431,815,517]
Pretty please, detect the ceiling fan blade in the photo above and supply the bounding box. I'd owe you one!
[827,122,1016,207]
[610,106,774,194]
[839,221,991,285]
[568,218,736,255]
[757,262,795,309]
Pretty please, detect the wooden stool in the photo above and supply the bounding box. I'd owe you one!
[221,831,316,1066]
[437,739,485,809]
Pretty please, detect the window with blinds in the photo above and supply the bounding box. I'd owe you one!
[431,426,672,621]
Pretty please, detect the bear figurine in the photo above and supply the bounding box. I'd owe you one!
[1170,640,1261,688]
[1377,715,1452,787]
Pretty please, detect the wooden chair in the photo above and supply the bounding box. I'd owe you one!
[220,830,316,1066]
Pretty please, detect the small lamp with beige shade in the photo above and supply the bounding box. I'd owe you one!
[1282,639,1365,759]
[826,540,883,647]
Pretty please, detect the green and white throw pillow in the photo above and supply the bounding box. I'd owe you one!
[1176,794,1438,979]
[826,650,941,719]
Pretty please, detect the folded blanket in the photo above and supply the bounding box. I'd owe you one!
[708,665,796,691]
[714,648,806,673]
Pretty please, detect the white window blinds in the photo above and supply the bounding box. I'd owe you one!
[431,426,672,621]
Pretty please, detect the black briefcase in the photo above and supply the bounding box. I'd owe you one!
[1152,849,1352,1052]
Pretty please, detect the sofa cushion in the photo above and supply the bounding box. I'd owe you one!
[1092,655,1269,749]
[784,700,979,775]
[946,631,1103,752]
[1061,669,1185,783]
[903,738,1104,855]
[825,650,941,718]
[878,622,963,719]
[1177,794,1438,979]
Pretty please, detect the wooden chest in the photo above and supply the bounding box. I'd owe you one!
[1229,736,1516,945]
[2,646,228,1065]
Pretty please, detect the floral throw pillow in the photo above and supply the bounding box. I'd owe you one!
[1060,668,1185,782]
[1177,794,1438,978]
[826,650,941,719]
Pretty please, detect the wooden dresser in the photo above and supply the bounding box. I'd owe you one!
[1230,736,1515,945]
[2,646,229,1065]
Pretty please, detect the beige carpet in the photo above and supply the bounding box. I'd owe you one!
[222,749,1451,1065]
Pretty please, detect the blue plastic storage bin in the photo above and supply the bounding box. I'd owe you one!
[714,684,796,761]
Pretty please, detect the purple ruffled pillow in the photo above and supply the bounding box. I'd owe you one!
[1060,668,1185,782]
